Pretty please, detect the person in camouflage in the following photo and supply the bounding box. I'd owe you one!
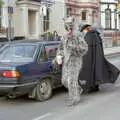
[56,16,88,106]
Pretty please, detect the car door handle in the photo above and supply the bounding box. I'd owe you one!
[49,65,52,69]
[48,64,52,70]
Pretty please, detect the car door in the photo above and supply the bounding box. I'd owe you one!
[45,43,62,87]
[36,45,50,77]
[27,44,51,83]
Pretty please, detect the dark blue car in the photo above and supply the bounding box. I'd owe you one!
[0,40,62,101]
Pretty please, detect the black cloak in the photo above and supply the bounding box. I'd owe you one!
[79,30,120,91]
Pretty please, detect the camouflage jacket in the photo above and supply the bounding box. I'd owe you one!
[57,34,88,64]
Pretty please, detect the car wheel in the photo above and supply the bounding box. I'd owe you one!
[6,93,16,99]
[35,78,52,101]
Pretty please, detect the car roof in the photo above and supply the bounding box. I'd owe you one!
[0,39,60,45]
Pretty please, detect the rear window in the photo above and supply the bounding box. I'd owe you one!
[0,44,39,63]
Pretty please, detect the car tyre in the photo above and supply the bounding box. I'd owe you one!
[35,78,52,101]
[6,93,16,99]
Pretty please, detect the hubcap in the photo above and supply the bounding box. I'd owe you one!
[39,82,48,94]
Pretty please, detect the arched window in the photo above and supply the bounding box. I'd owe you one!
[81,11,87,21]
[105,8,111,29]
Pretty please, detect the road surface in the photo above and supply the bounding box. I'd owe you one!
[0,54,120,120]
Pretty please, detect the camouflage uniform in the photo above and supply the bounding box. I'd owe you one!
[57,31,88,105]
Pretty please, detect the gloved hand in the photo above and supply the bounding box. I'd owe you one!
[56,55,63,65]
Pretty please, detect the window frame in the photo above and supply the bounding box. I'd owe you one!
[37,45,48,63]
[81,11,87,21]
[45,43,58,60]
[105,8,111,29]
[43,8,50,32]
[0,7,2,28]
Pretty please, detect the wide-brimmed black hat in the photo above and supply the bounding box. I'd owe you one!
[80,24,91,32]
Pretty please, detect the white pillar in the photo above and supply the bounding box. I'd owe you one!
[40,14,44,37]
[2,7,8,28]
[87,9,93,24]
[21,6,28,38]
[36,11,40,39]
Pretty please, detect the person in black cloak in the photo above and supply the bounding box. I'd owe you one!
[78,24,120,93]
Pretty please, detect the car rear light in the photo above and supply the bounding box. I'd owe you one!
[3,71,21,78]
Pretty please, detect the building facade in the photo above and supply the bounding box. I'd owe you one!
[65,0,100,26]
[100,0,119,30]
[0,0,101,40]
[100,0,120,47]
[0,0,66,40]
[1,0,42,39]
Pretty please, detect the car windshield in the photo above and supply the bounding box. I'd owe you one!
[0,44,38,63]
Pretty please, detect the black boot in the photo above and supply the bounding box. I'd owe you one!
[89,85,99,93]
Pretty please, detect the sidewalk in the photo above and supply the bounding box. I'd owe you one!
[104,46,120,56]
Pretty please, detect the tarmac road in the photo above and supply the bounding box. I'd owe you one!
[0,54,119,120]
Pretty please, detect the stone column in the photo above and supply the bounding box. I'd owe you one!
[87,9,93,24]
[40,13,44,39]
[2,7,8,28]
[21,6,28,38]
[36,11,41,39]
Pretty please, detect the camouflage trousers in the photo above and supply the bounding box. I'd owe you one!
[62,57,83,102]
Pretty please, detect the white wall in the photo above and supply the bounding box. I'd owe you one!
[0,0,103,39]
[28,10,36,35]
[1,0,42,39]
[13,4,24,37]
[50,0,66,35]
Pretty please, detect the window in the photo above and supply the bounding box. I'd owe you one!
[45,44,58,59]
[82,11,87,21]
[66,7,72,16]
[43,8,50,32]
[0,44,37,63]
[105,8,111,29]
[0,0,4,28]
[0,7,2,28]
[38,47,47,62]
